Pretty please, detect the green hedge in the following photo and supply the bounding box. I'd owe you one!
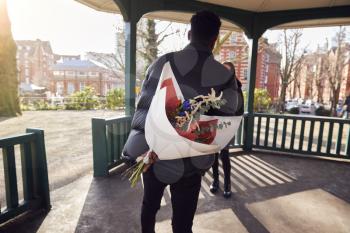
[106,88,125,109]
[64,87,99,110]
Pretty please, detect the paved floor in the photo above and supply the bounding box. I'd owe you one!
[2,152,350,233]
[0,110,122,205]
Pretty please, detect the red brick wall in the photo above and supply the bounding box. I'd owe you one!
[219,32,281,97]
[266,63,280,100]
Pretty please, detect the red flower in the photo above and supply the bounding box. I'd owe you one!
[161,78,218,144]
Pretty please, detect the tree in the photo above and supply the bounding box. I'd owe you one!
[85,52,124,79]
[138,19,180,75]
[278,29,305,112]
[88,18,181,86]
[65,86,99,110]
[243,88,272,112]
[106,88,125,109]
[326,26,348,116]
[212,31,232,55]
[312,47,328,103]
[138,19,158,71]
[292,52,305,99]
[0,0,21,116]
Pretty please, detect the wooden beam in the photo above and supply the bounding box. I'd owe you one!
[124,18,137,116]
[243,37,259,151]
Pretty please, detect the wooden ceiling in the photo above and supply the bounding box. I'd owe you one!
[74,0,350,31]
[198,0,350,12]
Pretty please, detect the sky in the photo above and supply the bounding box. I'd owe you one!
[6,0,350,56]
[7,0,120,55]
[264,27,349,51]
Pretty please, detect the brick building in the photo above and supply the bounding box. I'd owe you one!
[287,44,350,104]
[16,39,55,88]
[16,39,123,97]
[218,31,249,90]
[257,39,282,100]
[219,31,281,100]
[51,59,123,96]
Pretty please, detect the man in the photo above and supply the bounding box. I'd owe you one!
[122,11,242,233]
[343,91,350,118]
[210,61,244,199]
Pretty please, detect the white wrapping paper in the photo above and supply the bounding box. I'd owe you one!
[145,62,242,160]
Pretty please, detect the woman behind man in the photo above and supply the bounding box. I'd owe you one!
[210,61,242,198]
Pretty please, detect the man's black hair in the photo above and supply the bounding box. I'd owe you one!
[190,10,221,42]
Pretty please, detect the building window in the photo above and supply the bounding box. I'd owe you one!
[243,69,248,80]
[68,82,75,94]
[89,72,98,76]
[26,46,30,50]
[229,51,235,60]
[78,71,86,76]
[65,71,75,76]
[56,82,64,95]
[53,71,64,76]
[230,33,237,44]
[80,82,85,91]
[25,69,29,76]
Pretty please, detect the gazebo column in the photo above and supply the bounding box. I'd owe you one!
[124,18,137,116]
[243,36,259,151]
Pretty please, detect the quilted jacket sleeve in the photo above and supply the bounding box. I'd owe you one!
[121,55,167,162]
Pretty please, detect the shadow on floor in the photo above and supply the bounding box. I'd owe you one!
[3,152,349,233]
[0,210,48,233]
[74,152,350,233]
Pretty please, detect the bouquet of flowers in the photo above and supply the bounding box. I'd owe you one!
[125,62,242,187]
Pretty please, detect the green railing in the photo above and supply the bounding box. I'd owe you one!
[228,119,245,149]
[252,113,350,158]
[92,113,350,177]
[0,129,50,225]
[92,116,132,177]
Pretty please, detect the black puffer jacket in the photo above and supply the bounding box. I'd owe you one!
[122,43,244,184]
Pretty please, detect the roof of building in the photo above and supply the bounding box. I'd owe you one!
[52,60,100,70]
[54,54,81,61]
[76,0,350,13]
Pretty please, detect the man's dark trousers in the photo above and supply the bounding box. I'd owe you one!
[141,167,202,233]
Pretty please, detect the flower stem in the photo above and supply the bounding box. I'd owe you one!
[129,160,145,188]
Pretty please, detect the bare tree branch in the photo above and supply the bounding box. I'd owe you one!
[278,29,305,112]
[157,22,172,37]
